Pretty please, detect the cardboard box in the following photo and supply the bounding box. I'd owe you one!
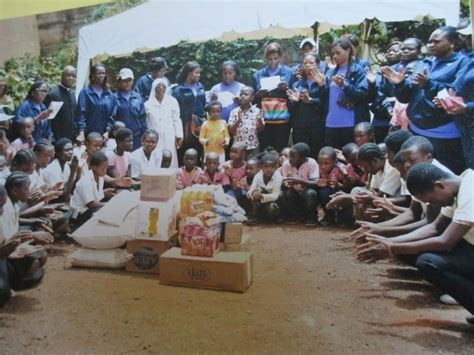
[160,248,252,292]
[140,168,176,202]
[135,196,179,240]
[224,223,242,244]
[224,233,251,252]
[126,236,178,274]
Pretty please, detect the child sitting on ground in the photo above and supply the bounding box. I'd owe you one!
[198,152,230,187]
[224,142,247,199]
[199,101,230,166]
[353,122,375,147]
[316,146,345,226]
[70,151,115,228]
[107,128,133,178]
[0,178,51,306]
[280,142,319,227]
[161,149,172,169]
[11,117,35,151]
[247,151,282,225]
[129,129,161,179]
[176,148,202,190]
[0,130,14,165]
[228,86,264,158]
[341,143,367,191]
[75,132,103,176]
[238,157,261,213]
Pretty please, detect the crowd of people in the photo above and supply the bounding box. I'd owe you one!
[0,25,473,325]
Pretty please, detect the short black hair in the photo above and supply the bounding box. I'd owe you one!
[357,143,385,162]
[342,142,359,159]
[89,151,108,167]
[142,129,159,140]
[231,141,247,151]
[406,162,453,195]
[436,26,458,43]
[291,142,310,158]
[354,122,374,135]
[150,57,167,72]
[11,149,36,169]
[392,151,404,166]
[318,146,337,160]
[401,136,434,155]
[55,138,73,153]
[86,132,103,143]
[115,127,133,142]
[221,60,240,78]
[5,171,29,194]
[33,139,53,153]
[207,100,222,112]
[384,130,412,154]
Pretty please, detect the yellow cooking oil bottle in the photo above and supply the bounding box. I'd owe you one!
[148,208,159,237]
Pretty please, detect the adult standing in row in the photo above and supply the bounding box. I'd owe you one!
[146,78,183,169]
[171,61,206,162]
[15,81,52,142]
[252,42,293,152]
[76,63,117,144]
[382,26,470,174]
[114,68,146,150]
[44,66,76,141]
[134,57,170,101]
[324,38,369,149]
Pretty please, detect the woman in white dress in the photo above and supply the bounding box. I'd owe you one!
[145,79,183,169]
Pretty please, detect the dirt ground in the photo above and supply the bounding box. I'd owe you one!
[1,224,473,354]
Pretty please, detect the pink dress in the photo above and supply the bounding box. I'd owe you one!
[176,167,203,190]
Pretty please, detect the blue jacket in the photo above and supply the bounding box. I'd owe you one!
[133,74,154,101]
[394,52,470,138]
[76,85,117,135]
[171,82,206,123]
[15,99,52,141]
[115,90,147,150]
[324,63,370,124]
[290,79,325,129]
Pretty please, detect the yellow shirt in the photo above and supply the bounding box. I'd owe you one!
[199,119,229,156]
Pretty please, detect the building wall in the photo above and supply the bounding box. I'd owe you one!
[0,16,41,64]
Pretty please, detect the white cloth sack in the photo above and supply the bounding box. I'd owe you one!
[67,248,133,269]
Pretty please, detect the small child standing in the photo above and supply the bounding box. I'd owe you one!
[280,143,319,226]
[70,151,115,228]
[11,117,35,151]
[224,142,247,199]
[106,128,133,178]
[176,148,202,190]
[228,86,264,157]
[316,146,345,226]
[198,152,230,187]
[247,152,282,225]
[199,101,230,166]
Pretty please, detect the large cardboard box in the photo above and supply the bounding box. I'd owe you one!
[135,195,179,240]
[140,168,176,202]
[224,233,251,252]
[126,236,178,274]
[160,248,252,292]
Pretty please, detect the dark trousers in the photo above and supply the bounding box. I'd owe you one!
[455,116,474,169]
[416,239,474,314]
[374,126,390,144]
[423,135,466,175]
[325,127,354,150]
[260,123,290,153]
[280,188,318,220]
[0,259,11,307]
[251,200,280,221]
[293,121,326,158]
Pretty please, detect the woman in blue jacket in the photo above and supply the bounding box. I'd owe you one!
[76,63,117,144]
[382,26,470,174]
[15,81,53,142]
[171,61,206,162]
[323,38,369,149]
[114,68,146,150]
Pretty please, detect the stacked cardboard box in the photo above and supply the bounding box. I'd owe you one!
[221,223,251,252]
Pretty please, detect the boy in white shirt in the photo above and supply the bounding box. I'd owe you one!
[357,163,474,325]
[71,151,115,228]
[130,129,162,179]
[247,152,282,225]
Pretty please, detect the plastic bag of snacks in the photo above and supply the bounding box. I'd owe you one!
[180,185,217,217]
[181,224,221,257]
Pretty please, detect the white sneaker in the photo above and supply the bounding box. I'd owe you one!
[440,294,459,305]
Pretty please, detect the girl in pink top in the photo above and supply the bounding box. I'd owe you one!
[223,142,247,199]
[176,148,202,190]
[107,128,133,178]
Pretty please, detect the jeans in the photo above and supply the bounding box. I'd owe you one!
[416,239,474,314]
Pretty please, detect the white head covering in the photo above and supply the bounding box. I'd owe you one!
[148,78,169,104]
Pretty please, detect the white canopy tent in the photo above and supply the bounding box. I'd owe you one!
[76,0,460,93]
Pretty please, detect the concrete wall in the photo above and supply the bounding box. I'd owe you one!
[0,16,41,64]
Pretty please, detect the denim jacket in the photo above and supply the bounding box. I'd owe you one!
[15,99,52,141]
[76,85,117,135]
[171,82,206,123]
[115,90,146,150]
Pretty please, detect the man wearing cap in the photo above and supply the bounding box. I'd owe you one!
[115,68,146,150]
[289,37,326,87]
[457,26,473,58]
[44,66,76,141]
